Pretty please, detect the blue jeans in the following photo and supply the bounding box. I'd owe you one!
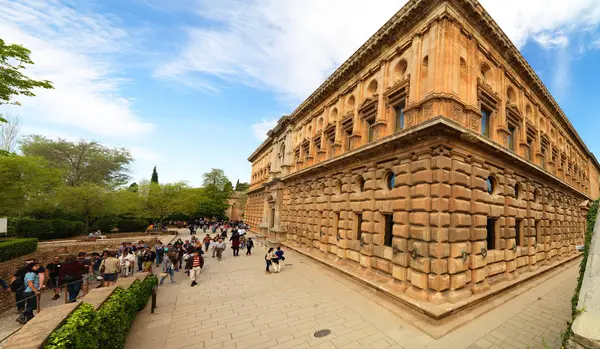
[160,268,175,284]
[67,281,82,302]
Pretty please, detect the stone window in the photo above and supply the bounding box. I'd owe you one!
[485,176,496,194]
[394,59,408,81]
[384,214,393,247]
[347,95,355,112]
[330,107,338,123]
[526,138,533,160]
[507,86,517,105]
[486,218,497,250]
[367,80,378,97]
[355,213,363,241]
[334,180,342,195]
[385,171,396,190]
[535,220,542,245]
[481,106,491,137]
[333,212,340,235]
[356,175,365,192]
[533,189,541,204]
[366,118,375,143]
[480,62,491,83]
[515,219,523,246]
[508,124,517,151]
[394,100,405,132]
[514,182,522,199]
[344,129,352,151]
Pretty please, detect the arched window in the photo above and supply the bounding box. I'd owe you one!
[367,80,378,97]
[525,104,533,119]
[486,176,496,194]
[317,118,323,130]
[347,95,355,112]
[330,108,338,122]
[385,171,396,190]
[507,86,516,105]
[356,175,365,192]
[480,63,491,83]
[393,59,408,81]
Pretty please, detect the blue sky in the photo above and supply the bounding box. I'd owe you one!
[1,0,599,187]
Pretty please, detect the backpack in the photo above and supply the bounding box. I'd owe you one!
[10,276,25,293]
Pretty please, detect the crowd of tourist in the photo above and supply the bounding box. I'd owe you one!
[4,219,286,326]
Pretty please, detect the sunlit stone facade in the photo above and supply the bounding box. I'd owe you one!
[246,0,600,311]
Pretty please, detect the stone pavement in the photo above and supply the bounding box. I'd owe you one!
[126,234,578,349]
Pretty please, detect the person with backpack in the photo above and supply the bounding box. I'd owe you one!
[274,247,285,273]
[265,248,276,274]
[59,255,87,303]
[15,261,41,324]
[11,259,44,313]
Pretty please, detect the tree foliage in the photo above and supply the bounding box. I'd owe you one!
[0,38,54,106]
[137,181,186,226]
[151,166,158,183]
[0,154,63,216]
[20,135,133,187]
[57,183,112,233]
[235,181,250,192]
[0,113,21,152]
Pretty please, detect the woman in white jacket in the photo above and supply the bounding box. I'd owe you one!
[126,250,136,276]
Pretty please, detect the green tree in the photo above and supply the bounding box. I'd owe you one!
[57,183,112,233]
[151,166,159,183]
[0,154,63,216]
[0,38,54,109]
[20,135,133,187]
[137,181,186,228]
[235,181,250,192]
[128,182,139,192]
[199,169,233,219]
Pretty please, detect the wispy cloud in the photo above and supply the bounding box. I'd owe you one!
[156,0,600,103]
[0,0,154,137]
[252,119,278,140]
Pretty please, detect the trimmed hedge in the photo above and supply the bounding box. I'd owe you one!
[561,199,599,347]
[44,274,158,349]
[0,238,38,262]
[116,218,149,233]
[11,217,83,240]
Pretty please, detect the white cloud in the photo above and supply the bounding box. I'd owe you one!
[252,119,278,140]
[534,33,569,48]
[0,0,154,137]
[157,0,600,103]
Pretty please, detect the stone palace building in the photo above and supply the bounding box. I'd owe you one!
[245,0,600,315]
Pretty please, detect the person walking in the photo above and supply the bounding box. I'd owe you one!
[274,247,285,273]
[16,262,41,324]
[125,249,136,276]
[215,239,226,261]
[99,251,120,287]
[203,234,212,252]
[45,256,62,300]
[76,252,91,295]
[159,255,176,285]
[265,248,276,274]
[59,255,87,303]
[142,247,155,272]
[230,232,240,257]
[246,238,254,256]
[188,250,204,287]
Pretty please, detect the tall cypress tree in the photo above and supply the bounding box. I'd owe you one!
[151,166,159,183]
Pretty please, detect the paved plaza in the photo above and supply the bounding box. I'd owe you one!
[126,232,578,349]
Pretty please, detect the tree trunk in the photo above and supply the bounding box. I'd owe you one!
[85,215,90,233]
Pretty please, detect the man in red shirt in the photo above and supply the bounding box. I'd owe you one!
[188,250,203,287]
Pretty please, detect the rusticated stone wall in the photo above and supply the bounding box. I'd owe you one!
[280,134,586,305]
[246,190,265,232]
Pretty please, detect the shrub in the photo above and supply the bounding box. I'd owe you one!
[44,274,158,349]
[95,217,118,233]
[561,199,599,347]
[12,217,83,240]
[116,218,148,233]
[44,303,98,349]
[0,238,38,262]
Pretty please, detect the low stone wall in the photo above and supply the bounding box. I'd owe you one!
[569,210,600,349]
[4,272,150,349]
[0,235,172,314]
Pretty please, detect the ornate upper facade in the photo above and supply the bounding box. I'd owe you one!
[248,0,600,198]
